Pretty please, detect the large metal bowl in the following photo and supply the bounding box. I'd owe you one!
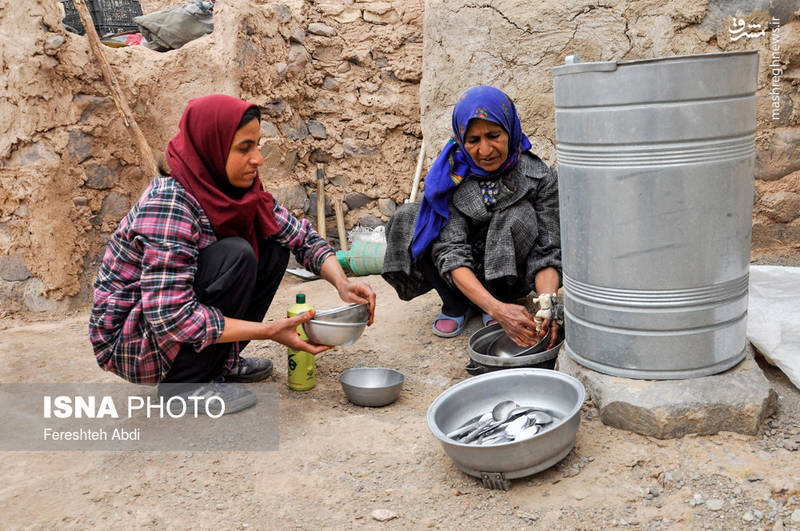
[302,303,369,346]
[427,368,585,489]
[467,323,564,372]
[339,367,405,407]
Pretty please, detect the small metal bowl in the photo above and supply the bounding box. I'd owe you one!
[339,367,405,407]
[302,303,369,346]
[313,303,370,323]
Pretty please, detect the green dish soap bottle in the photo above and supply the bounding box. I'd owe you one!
[287,293,315,391]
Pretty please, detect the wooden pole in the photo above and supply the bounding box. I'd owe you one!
[73,0,160,179]
[409,140,425,203]
[334,198,348,251]
[316,163,327,239]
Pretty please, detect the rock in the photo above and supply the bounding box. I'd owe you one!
[307,120,327,139]
[307,22,336,37]
[690,493,704,507]
[275,4,291,23]
[558,344,777,438]
[707,499,724,511]
[0,253,31,281]
[312,45,342,63]
[364,2,394,15]
[774,521,785,531]
[66,129,93,163]
[7,141,60,167]
[760,191,800,223]
[272,183,307,211]
[333,7,361,24]
[322,76,337,90]
[378,198,396,216]
[284,115,309,140]
[43,34,66,54]
[344,192,374,210]
[261,99,285,118]
[309,149,330,163]
[331,174,347,187]
[308,193,333,217]
[23,278,66,313]
[743,512,754,522]
[363,8,400,25]
[757,127,800,180]
[83,161,118,190]
[370,509,397,522]
[336,62,351,73]
[358,215,384,229]
[288,44,309,68]
[289,27,304,43]
[74,93,110,123]
[73,196,89,207]
[260,144,296,178]
[792,509,800,523]
[343,141,378,157]
[260,121,280,138]
[100,192,131,223]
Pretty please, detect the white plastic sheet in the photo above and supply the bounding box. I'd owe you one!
[747,265,800,390]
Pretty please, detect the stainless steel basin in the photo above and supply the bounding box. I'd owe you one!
[427,368,585,489]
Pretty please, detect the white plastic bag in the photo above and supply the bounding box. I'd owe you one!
[747,265,800,390]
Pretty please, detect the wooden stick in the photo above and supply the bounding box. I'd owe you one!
[334,198,348,251]
[409,140,425,203]
[73,0,159,179]
[316,163,327,239]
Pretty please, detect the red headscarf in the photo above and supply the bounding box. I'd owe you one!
[166,94,279,258]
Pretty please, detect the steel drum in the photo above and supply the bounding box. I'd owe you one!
[552,51,758,379]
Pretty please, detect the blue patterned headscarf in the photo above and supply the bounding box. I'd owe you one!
[410,85,532,260]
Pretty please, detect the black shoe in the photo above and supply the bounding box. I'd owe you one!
[158,378,257,416]
[224,357,273,382]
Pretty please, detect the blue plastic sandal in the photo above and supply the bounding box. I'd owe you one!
[482,312,497,327]
[432,310,472,338]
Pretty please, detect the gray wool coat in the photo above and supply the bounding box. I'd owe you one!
[382,152,561,301]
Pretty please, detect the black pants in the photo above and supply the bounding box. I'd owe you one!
[161,237,289,383]
[417,249,521,317]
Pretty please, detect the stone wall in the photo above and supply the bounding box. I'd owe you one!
[2,0,798,315]
[421,0,800,263]
[0,0,422,313]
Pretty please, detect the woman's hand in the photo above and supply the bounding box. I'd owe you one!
[336,279,376,325]
[319,255,376,325]
[264,311,331,355]
[491,302,540,347]
[540,318,559,350]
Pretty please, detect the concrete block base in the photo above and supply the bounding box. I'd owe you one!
[557,344,777,439]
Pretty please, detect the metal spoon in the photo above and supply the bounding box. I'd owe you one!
[460,400,519,443]
[446,411,492,440]
[503,416,529,438]
[514,424,541,441]
[491,400,518,421]
[528,410,553,425]
[463,405,535,443]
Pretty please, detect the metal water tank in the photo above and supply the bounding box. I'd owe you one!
[552,51,758,379]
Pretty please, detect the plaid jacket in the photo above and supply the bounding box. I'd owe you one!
[89,177,333,384]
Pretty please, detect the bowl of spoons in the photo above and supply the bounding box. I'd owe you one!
[426,368,585,489]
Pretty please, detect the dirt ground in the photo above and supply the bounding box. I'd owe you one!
[2,273,800,529]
